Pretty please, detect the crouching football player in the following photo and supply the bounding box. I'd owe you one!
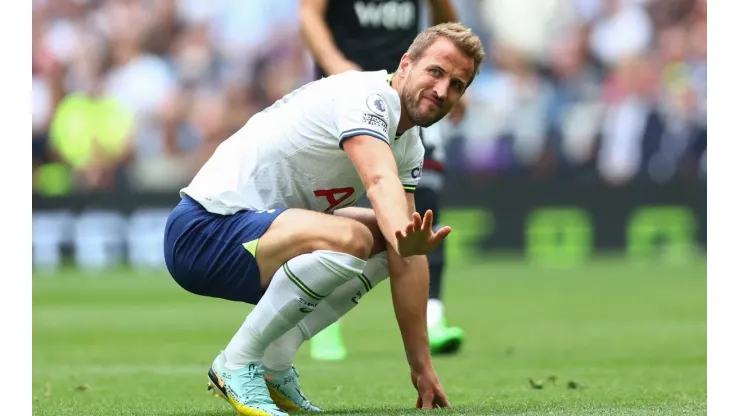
[163,22,484,415]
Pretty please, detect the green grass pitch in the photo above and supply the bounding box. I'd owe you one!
[33,259,706,415]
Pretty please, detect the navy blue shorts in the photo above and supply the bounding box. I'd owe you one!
[163,195,287,305]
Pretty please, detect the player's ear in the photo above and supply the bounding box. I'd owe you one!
[398,53,413,76]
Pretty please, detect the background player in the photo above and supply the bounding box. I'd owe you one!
[300,0,465,360]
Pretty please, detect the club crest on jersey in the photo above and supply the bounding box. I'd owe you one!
[366,94,387,116]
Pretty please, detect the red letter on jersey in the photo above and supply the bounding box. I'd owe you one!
[314,187,356,212]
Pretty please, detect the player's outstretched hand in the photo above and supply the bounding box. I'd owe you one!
[411,368,451,409]
[395,210,451,257]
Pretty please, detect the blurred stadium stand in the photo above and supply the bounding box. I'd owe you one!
[31,0,707,271]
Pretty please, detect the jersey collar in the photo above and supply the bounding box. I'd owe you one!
[387,72,405,140]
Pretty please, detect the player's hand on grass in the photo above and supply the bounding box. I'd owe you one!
[395,210,451,257]
[411,368,451,409]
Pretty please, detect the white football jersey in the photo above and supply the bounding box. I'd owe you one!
[181,70,425,215]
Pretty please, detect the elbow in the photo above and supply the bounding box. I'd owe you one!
[365,178,382,203]
[298,12,310,35]
[298,6,318,31]
[365,172,385,189]
[298,9,311,34]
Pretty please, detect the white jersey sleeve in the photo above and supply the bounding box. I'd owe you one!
[332,85,393,148]
[398,128,425,194]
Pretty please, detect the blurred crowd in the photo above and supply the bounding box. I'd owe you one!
[31,0,707,196]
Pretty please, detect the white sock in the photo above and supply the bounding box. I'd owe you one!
[262,252,389,371]
[299,252,389,338]
[427,298,444,328]
[223,250,366,370]
[261,324,308,372]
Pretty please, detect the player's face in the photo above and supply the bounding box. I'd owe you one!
[400,38,474,127]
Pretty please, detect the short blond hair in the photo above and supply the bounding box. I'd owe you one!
[406,22,486,88]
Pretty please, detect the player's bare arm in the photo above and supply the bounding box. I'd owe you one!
[343,135,451,408]
[389,193,451,409]
[342,134,410,255]
[300,0,361,75]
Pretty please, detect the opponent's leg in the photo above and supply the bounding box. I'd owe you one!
[415,123,463,354]
[309,320,346,361]
[414,185,464,355]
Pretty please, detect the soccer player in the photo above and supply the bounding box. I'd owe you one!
[300,0,466,361]
[164,22,484,416]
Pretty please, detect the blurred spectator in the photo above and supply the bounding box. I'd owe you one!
[597,56,655,184]
[48,39,135,192]
[461,43,557,173]
[480,0,581,65]
[548,27,604,172]
[31,0,707,195]
[589,0,653,68]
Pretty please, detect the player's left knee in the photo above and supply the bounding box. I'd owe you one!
[333,207,385,256]
[340,220,374,259]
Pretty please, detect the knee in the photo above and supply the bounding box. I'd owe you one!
[329,220,374,259]
[332,207,385,256]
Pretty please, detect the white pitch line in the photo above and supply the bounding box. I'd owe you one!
[33,364,208,376]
